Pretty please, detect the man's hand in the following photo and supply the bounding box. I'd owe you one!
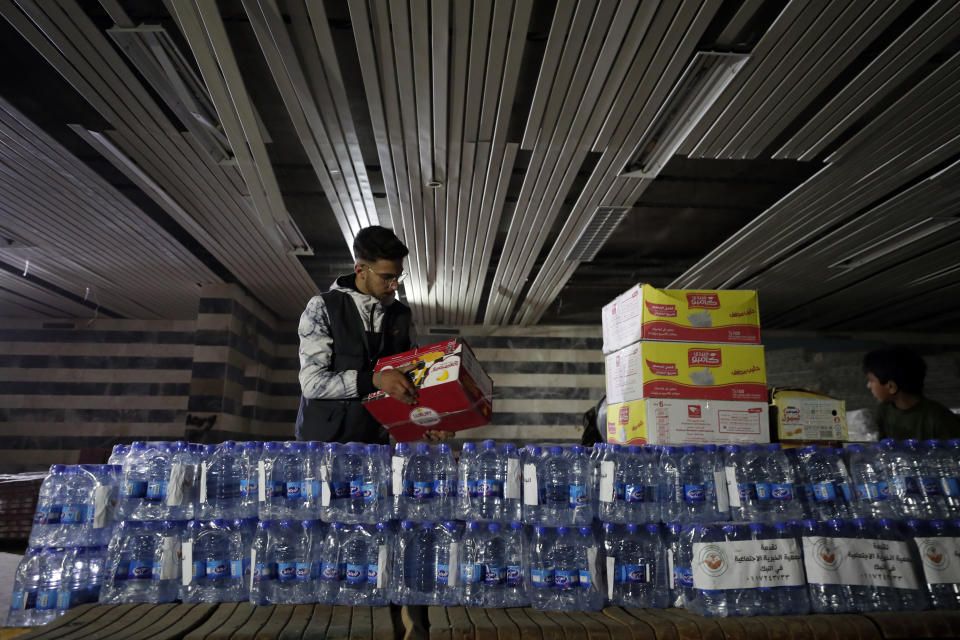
[424,430,455,441]
[375,363,418,405]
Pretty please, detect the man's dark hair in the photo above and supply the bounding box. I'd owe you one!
[863,347,927,395]
[353,226,408,262]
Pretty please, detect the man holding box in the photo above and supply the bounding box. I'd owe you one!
[295,225,430,443]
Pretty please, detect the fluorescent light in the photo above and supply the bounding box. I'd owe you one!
[565,206,631,262]
[829,217,959,271]
[621,52,749,179]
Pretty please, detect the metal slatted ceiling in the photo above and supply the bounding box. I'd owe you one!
[511,0,722,325]
[0,269,94,318]
[671,47,960,319]
[0,0,317,318]
[0,97,216,318]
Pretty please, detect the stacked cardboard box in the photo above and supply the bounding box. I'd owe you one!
[602,284,770,446]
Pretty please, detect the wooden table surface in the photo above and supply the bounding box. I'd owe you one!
[3,604,959,640]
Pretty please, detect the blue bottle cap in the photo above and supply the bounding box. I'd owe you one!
[749,523,764,534]
[905,519,921,529]
[529,446,542,455]
[421,521,434,529]
[603,522,615,532]
[625,524,638,533]
[278,520,292,528]
[438,444,451,454]
[579,526,592,535]
[722,524,737,535]
[396,442,410,453]
[846,444,864,453]
[726,445,740,453]
[904,439,919,448]
[803,519,817,529]
[534,526,549,534]
[257,521,271,530]
[875,518,892,527]
[346,443,363,454]
[502,443,516,454]
[611,444,622,452]
[703,444,717,452]
[482,440,496,450]
[800,445,818,454]
[510,521,523,530]
[366,444,380,453]
[549,446,563,455]
[646,524,660,534]
[465,521,478,531]
[949,439,960,448]
[774,522,789,531]
[570,445,584,454]
[628,445,641,454]
[682,445,697,453]
[400,521,413,530]
[462,442,476,452]
[827,518,844,528]
[930,520,945,531]
[324,443,338,452]
[442,521,457,531]
[306,441,320,451]
[766,443,781,451]
[488,523,501,533]
[557,526,568,535]
[924,439,941,448]
[416,443,430,455]
[377,522,389,531]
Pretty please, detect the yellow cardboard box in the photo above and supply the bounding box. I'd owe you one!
[605,341,767,404]
[771,388,847,441]
[606,398,769,446]
[602,284,761,354]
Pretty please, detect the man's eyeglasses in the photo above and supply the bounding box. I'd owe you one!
[362,263,408,285]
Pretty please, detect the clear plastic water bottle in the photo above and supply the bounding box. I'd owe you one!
[249,520,273,605]
[355,444,385,524]
[598,444,622,524]
[761,444,802,521]
[34,548,66,625]
[56,547,89,613]
[682,523,728,617]
[501,444,523,523]
[460,521,484,606]
[772,521,809,614]
[920,440,949,518]
[403,521,439,605]
[660,447,684,523]
[723,446,754,522]
[365,522,392,606]
[108,444,129,467]
[391,443,412,521]
[56,466,92,547]
[873,517,928,611]
[316,522,344,604]
[616,523,667,608]
[331,443,364,523]
[476,440,505,522]
[7,547,42,626]
[663,523,684,608]
[101,521,172,604]
[528,525,555,609]
[803,519,857,613]
[882,438,927,519]
[671,524,696,608]
[238,441,263,519]
[613,445,642,524]
[141,443,172,521]
[199,441,243,520]
[404,444,437,522]
[568,445,594,525]
[435,521,460,606]
[430,444,457,522]
[480,523,507,607]
[504,521,527,607]
[267,520,313,604]
[799,446,853,521]
[549,526,580,610]
[521,446,543,524]
[575,526,603,610]
[118,442,150,520]
[944,441,960,517]
[679,446,717,524]
[274,442,311,520]
[847,444,894,519]
[258,442,282,520]
[540,447,570,527]
[338,524,372,605]
[391,521,414,604]
[164,442,199,521]
[907,519,960,609]
[457,442,477,521]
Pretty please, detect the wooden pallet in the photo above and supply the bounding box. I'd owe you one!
[5,605,960,640]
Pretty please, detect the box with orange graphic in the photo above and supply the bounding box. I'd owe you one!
[602,284,761,353]
[363,338,494,442]
[605,341,767,404]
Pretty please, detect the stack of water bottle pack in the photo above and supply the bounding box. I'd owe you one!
[8,464,122,626]
[8,437,960,626]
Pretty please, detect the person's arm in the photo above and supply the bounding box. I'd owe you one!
[299,295,419,404]
[298,295,367,400]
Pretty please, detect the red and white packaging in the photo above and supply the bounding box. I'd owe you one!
[362,338,494,442]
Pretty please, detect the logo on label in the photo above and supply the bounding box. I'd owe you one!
[697,544,727,577]
[920,541,949,572]
[688,349,722,367]
[687,293,720,309]
[687,405,702,419]
[812,539,841,571]
[619,405,630,422]
[784,406,801,422]
[409,406,441,426]
[645,301,677,317]
[646,359,679,376]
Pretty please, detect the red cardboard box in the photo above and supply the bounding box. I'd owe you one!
[362,338,494,441]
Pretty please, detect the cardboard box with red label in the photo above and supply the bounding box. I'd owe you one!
[602,284,761,353]
[605,340,767,404]
[362,338,494,442]
[606,398,770,446]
